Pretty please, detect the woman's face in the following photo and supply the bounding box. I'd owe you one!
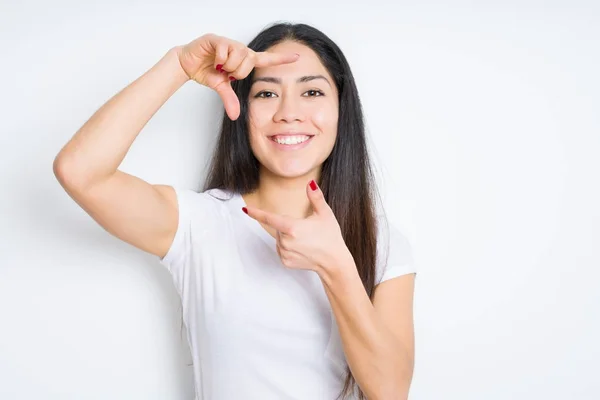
[247,40,339,180]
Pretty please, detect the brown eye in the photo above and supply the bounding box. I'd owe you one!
[255,91,277,98]
[304,90,324,97]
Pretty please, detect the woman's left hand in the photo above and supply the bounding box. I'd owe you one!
[242,180,353,274]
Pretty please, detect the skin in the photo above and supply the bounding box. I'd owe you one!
[241,41,415,399]
[242,40,339,239]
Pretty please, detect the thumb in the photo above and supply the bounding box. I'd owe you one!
[306,179,329,215]
[213,80,240,120]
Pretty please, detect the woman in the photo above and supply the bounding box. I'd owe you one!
[53,22,417,400]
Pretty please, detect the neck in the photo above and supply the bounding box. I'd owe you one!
[243,166,321,219]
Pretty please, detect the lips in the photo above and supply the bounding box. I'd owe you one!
[268,132,315,140]
[269,134,315,151]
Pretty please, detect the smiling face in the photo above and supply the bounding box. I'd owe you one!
[247,40,339,181]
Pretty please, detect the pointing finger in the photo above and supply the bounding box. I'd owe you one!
[243,207,293,234]
[254,51,300,68]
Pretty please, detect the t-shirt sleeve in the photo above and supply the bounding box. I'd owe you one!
[375,215,417,286]
[159,187,197,270]
[157,187,218,295]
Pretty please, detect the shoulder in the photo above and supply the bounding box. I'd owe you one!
[375,213,416,285]
[203,187,235,201]
[375,214,413,258]
[172,186,236,206]
[167,187,239,222]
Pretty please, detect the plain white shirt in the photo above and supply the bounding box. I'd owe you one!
[158,187,417,400]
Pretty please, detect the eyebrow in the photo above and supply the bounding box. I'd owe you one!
[252,75,332,87]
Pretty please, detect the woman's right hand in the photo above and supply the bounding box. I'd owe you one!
[176,34,300,120]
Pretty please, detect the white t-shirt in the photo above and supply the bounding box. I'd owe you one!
[158,187,416,400]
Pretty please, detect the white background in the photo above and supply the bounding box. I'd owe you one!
[1,0,599,399]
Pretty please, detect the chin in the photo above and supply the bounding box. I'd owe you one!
[263,161,319,180]
[273,167,313,179]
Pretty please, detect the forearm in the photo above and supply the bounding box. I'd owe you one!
[53,46,190,188]
[318,259,412,399]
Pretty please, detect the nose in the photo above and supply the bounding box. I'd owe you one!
[272,94,305,123]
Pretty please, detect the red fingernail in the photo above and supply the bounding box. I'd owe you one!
[242,207,248,214]
[309,180,317,191]
[229,76,236,81]
[216,64,223,71]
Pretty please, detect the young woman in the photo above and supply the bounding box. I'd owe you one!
[53,22,417,400]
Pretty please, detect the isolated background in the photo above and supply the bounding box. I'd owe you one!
[1,0,599,399]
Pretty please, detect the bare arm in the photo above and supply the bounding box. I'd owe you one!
[53,46,190,258]
[53,34,300,259]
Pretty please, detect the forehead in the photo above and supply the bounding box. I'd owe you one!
[254,40,330,78]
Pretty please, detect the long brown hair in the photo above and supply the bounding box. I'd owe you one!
[185,22,384,400]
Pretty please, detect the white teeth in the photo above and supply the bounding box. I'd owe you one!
[273,135,311,145]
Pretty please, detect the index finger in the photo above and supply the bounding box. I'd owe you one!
[243,206,293,234]
[254,51,300,68]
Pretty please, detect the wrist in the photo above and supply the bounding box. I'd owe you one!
[167,45,191,83]
[316,249,356,288]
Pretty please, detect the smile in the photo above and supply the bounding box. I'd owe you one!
[269,135,315,151]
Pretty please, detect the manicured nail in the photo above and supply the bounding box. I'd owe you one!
[229,76,236,81]
[309,180,317,191]
[216,64,223,71]
[242,207,248,214]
